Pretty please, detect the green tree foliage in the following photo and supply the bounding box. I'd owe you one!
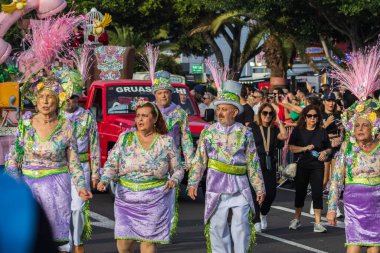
[68,0,211,57]
[308,0,380,50]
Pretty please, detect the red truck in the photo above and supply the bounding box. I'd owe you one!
[85,80,210,168]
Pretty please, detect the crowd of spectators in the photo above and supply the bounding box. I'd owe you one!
[188,81,375,233]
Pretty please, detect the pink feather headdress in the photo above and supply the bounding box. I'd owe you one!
[330,39,380,101]
[204,57,229,92]
[142,43,160,84]
[18,12,83,78]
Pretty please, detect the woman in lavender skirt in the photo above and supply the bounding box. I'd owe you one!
[97,102,184,253]
[5,80,92,253]
[327,41,380,253]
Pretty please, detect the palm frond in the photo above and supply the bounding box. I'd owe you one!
[241,29,266,63]
[210,11,242,34]
[189,24,211,36]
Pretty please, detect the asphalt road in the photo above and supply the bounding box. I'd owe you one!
[85,184,352,253]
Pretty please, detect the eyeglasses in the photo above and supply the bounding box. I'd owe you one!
[262,111,274,116]
[306,114,318,119]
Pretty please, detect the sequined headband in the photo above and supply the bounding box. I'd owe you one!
[136,101,159,117]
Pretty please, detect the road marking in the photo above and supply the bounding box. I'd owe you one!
[90,211,115,229]
[271,206,345,228]
[278,187,296,193]
[258,232,329,253]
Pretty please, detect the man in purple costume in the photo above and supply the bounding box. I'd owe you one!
[188,80,266,253]
[152,70,194,170]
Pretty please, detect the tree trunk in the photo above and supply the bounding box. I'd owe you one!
[263,35,287,91]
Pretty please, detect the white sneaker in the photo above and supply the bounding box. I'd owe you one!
[254,222,262,233]
[260,214,268,230]
[289,219,301,230]
[336,207,343,218]
[313,223,327,233]
[309,201,314,215]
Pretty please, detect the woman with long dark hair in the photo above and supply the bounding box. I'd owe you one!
[321,93,343,186]
[97,102,184,253]
[288,104,331,233]
[249,103,288,232]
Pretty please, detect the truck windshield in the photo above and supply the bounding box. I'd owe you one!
[106,85,197,115]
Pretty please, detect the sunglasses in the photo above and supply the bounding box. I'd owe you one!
[203,97,210,99]
[306,114,318,119]
[262,111,274,116]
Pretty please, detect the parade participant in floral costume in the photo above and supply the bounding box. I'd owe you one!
[97,102,184,253]
[64,48,100,253]
[188,58,265,253]
[4,14,92,253]
[327,40,380,253]
[143,44,194,170]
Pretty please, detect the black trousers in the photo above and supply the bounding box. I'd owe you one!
[294,162,324,209]
[252,168,277,222]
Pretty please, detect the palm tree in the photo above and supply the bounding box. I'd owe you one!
[262,34,296,89]
[108,26,146,51]
[108,25,183,74]
[189,12,265,81]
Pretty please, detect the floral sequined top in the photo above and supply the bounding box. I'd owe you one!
[66,107,101,179]
[5,112,85,189]
[100,131,184,184]
[328,141,380,211]
[188,122,265,194]
[157,103,194,166]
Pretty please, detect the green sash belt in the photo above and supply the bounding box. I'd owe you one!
[79,153,89,163]
[119,178,168,192]
[345,177,380,186]
[22,166,69,179]
[208,159,246,175]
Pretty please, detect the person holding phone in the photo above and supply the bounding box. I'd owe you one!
[321,92,344,189]
[288,105,332,233]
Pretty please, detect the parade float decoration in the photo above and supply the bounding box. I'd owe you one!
[85,8,111,46]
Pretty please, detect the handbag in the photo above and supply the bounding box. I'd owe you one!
[282,157,300,178]
[282,129,317,178]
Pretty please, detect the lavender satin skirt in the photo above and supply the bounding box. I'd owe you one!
[114,183,177,244]
[23,173,71,242]
[344,184,380,246]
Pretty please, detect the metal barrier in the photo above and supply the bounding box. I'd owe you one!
[276,126,294,187]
